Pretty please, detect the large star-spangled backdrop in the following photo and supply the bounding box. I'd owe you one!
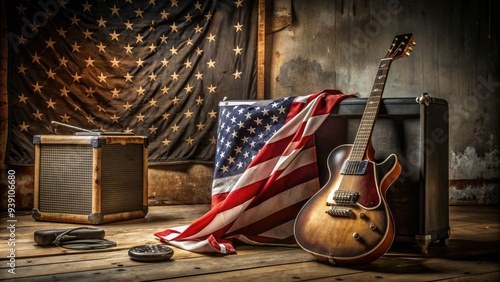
[5,0,257,165]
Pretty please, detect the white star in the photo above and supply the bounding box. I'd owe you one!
[207,59,215,68]
[45,38,56,49]
[97,73,107,82]
[82,1,92,12]
[124,72,133,82]
[234,0,244,8]
[111,58,120,67]
[207,33,216,42]
[233,70,242,79]
[96,42,106,52]
[135,8,144,18]
[17,64,26,74]
[136,33,144,43]
[233,46,243,55]
[170,22,179,32]
[97,17,107,27]
[124,44,133,54]
[60,86,70,97]
[125,20,134,30]
[234,22,243,32]
[71,42,81,52]
[110,30,119,41]
[148,43,157,52]
[136,58,145,67]
[110,4,120,15]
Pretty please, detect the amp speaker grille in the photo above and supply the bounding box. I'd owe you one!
[39,145,93,215]
[101,144,144,215]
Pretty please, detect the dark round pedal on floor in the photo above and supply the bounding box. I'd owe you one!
[128,244,174,262]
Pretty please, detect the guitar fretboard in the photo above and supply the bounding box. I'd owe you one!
[350,58,393,161]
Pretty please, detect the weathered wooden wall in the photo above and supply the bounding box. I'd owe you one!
[266,0,499,205]
[1,0,499,209]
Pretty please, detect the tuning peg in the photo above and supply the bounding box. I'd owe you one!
[405,51,411,56]
[411,41,416,46]
[408,46,413,52]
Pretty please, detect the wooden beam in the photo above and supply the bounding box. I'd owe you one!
[257,0,265,100]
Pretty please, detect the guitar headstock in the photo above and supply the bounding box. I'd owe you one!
[386,33,415,61]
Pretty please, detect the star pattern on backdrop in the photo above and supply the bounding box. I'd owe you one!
[6,0,257,165]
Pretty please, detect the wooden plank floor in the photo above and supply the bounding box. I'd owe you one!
[1,205,499,281]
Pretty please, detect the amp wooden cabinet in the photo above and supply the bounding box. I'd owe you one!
[33,134,149,224]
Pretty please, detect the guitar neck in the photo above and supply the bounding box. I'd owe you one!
[350,58,393,161]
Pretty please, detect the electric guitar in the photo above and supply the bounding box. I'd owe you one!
[294,34,415,266]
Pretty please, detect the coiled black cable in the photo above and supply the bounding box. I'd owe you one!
[53,227,116,250]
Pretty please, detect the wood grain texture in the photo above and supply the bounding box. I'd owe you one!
[0,205,499,281]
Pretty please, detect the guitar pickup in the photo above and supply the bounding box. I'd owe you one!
[340,160,368,175]
[326,190,359,206]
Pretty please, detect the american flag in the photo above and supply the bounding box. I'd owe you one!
[5,0,257,165]
[154,90,353,253]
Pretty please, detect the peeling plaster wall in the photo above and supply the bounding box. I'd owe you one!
[449,141,500,204]
[266,0,500,204]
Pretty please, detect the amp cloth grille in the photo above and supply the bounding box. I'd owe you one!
[39,145,93,215]
[101,144,144,215]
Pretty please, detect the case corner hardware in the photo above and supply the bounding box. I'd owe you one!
[416,93,433,106]
[33,135,41,145]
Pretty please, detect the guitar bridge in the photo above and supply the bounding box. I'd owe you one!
[325,206,354,218]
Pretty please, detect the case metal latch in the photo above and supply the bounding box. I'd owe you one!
[416,93,433,106]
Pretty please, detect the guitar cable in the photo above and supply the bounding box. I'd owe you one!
[52,227,117,250]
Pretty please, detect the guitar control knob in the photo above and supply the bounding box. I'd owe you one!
[353,232,360,240]
[369,223,377,231]
[359,212,367,219]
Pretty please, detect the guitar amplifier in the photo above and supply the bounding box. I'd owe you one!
[32,134,149,224]
[315,95,449,254]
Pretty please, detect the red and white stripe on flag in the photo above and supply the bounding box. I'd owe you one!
[154,90,352,254]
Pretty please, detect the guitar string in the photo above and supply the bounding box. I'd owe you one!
[331,38,405,253]
[341,41,401,200]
